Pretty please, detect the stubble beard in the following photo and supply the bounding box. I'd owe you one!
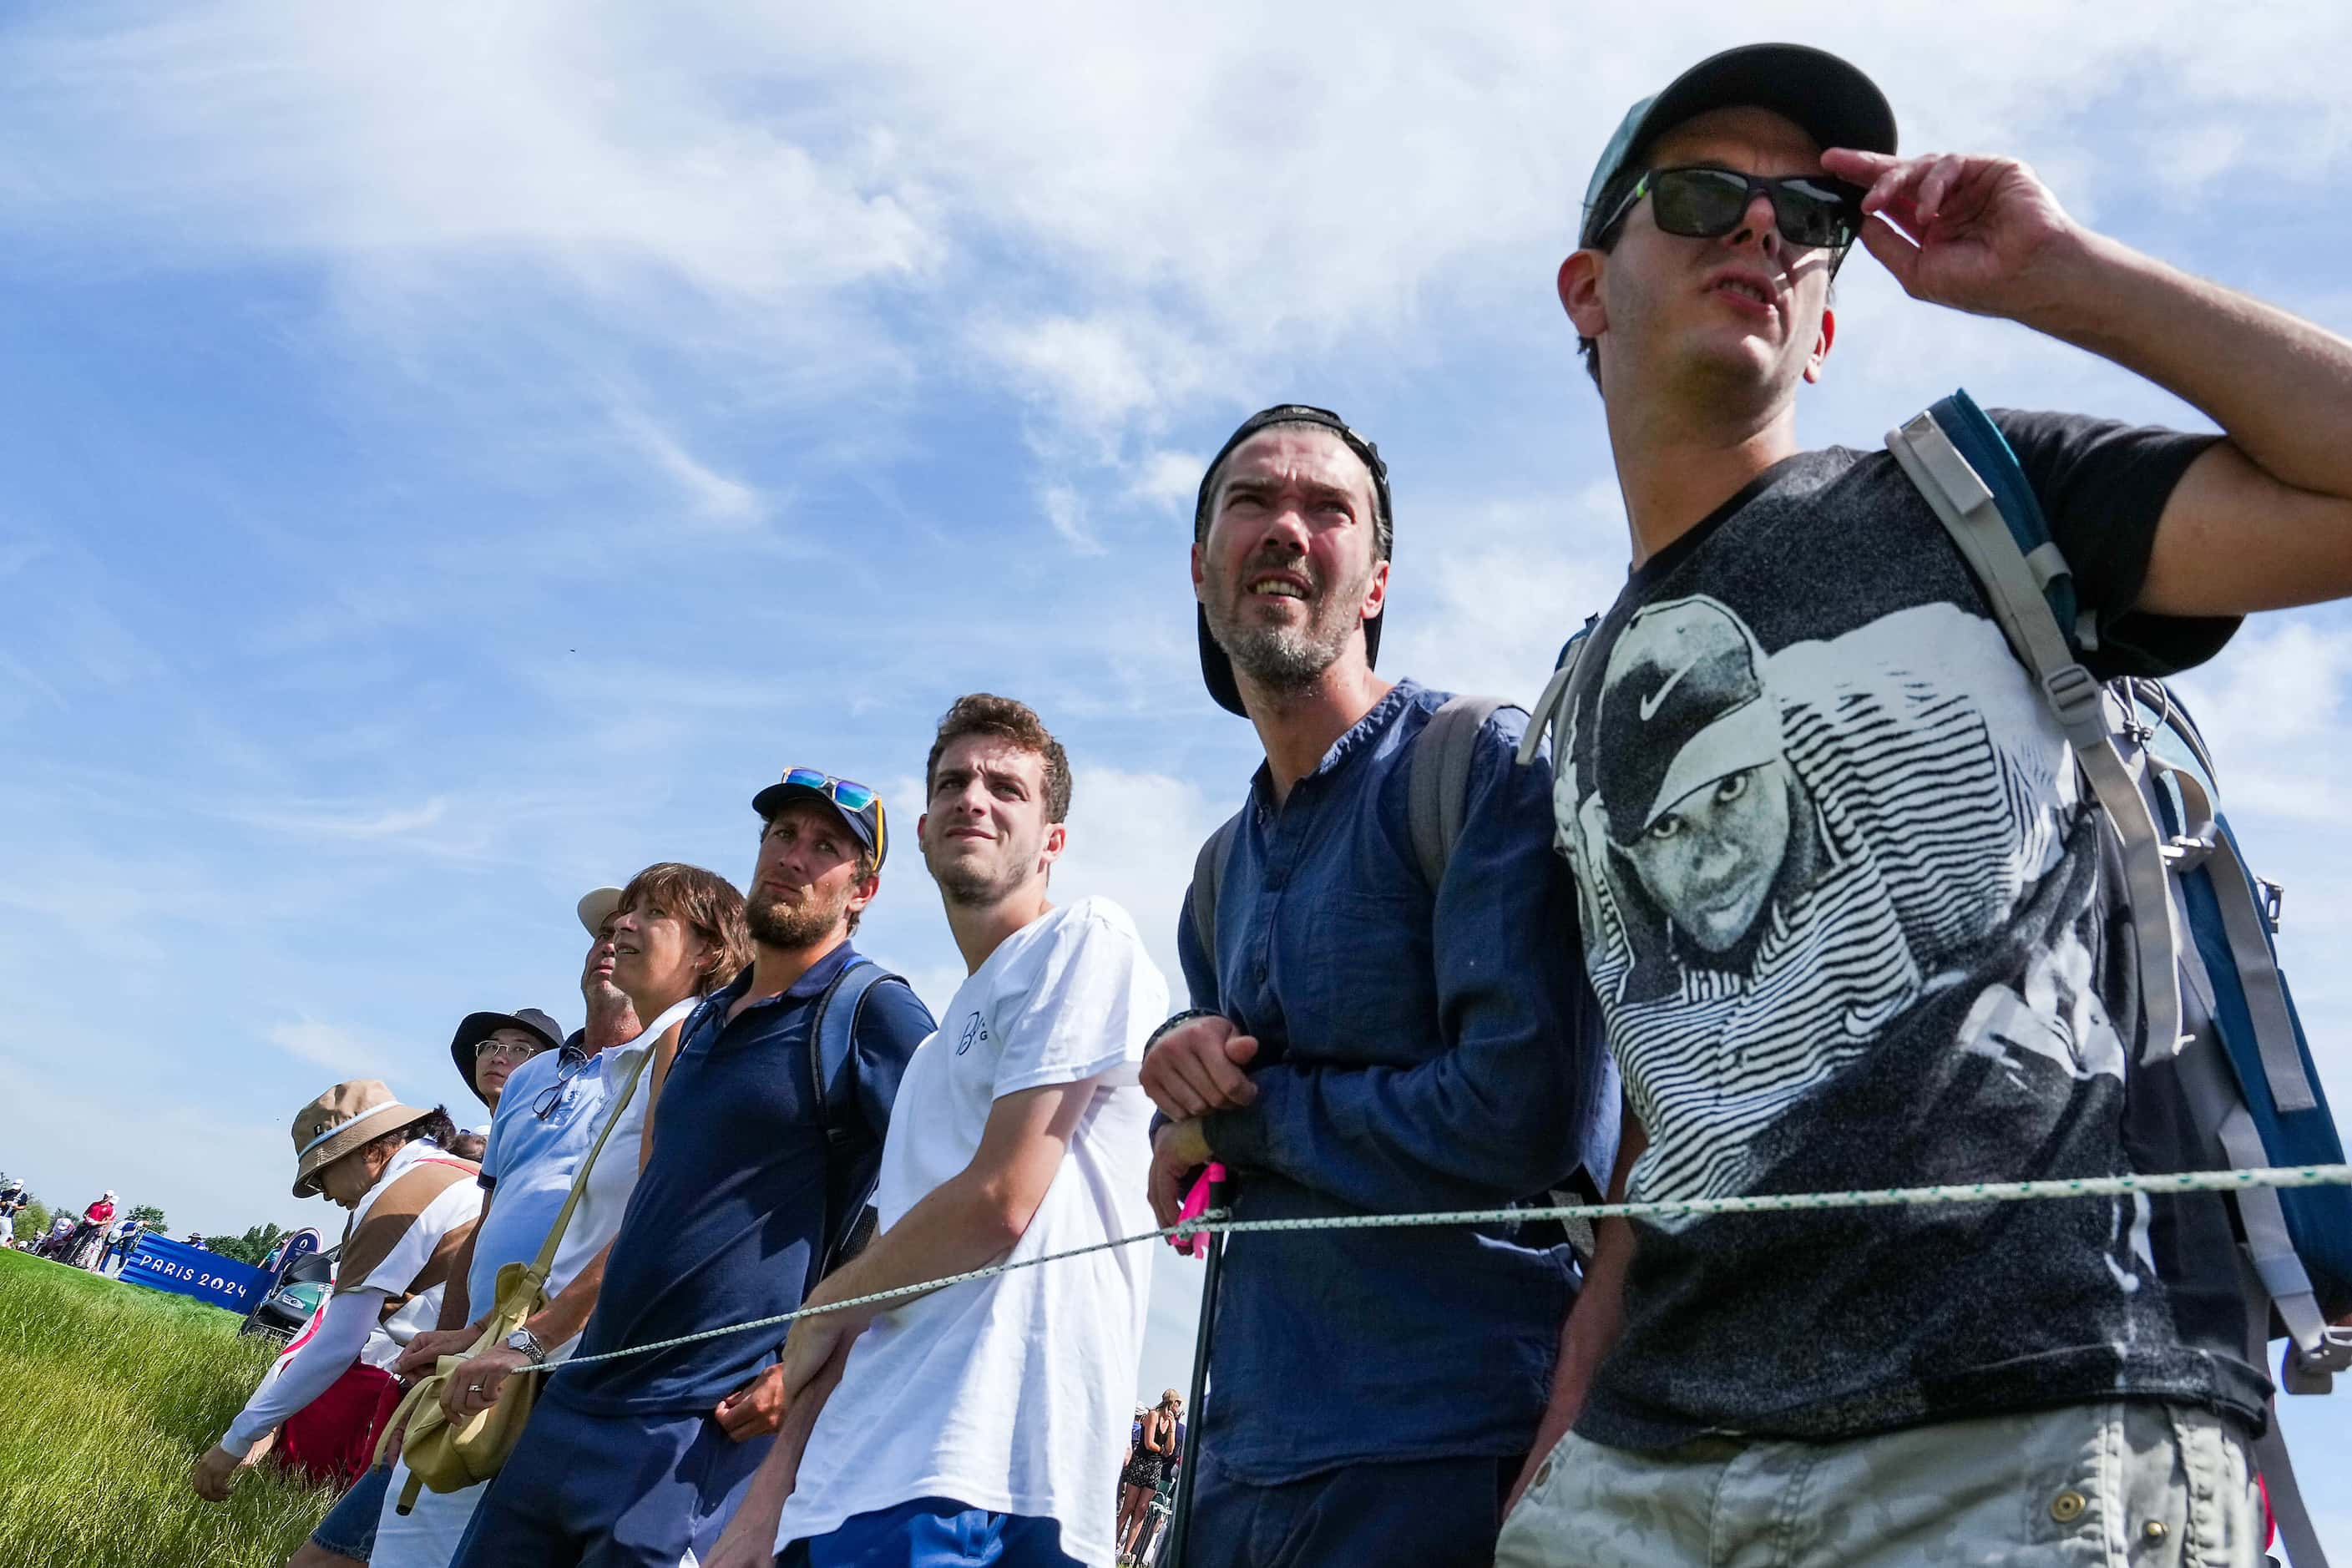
[1204,554,1372,695]
[747,886,847,949]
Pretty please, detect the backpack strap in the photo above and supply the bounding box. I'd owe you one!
[1409,695,1515,890]
[1885,392,2185,1066]
[1515,616,1598,770]
[806,959,909,1273]
[1187,812,1245,990]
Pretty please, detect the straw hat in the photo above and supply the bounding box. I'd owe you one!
[289,1079,435,1199]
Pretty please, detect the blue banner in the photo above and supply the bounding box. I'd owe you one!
[119,1236,271,1314]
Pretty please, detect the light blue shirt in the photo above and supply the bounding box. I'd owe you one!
[464,1042,614,1316]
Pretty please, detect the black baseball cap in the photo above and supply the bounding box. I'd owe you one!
[750,768,887,868]
[448,1006,567,1106]
[1581,43,1898,249]
[1192,404,1393,717]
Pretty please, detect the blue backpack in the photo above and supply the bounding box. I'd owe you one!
[1889,391,2349,1565]
[800,959,914,1274]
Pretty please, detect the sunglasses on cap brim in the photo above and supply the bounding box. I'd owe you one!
[771,766,886,863]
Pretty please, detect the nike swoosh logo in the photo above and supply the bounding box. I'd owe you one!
[1843,993,1909,1036]
[1638,656,1702,722]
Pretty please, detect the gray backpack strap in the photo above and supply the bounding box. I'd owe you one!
[1885,410,2186,1065]
[1188,812,1244,980]
[2250,1403,2334,1568]
[1409,695,1512,891]
[1516,616,1598,770]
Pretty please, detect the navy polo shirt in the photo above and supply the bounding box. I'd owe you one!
[548,941,935,1416]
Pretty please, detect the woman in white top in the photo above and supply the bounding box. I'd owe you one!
[372,861,751,1568]
[190,1082,481,1524]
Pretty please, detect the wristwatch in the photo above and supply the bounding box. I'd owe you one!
[503,1326,548,1366]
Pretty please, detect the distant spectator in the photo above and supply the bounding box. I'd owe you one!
[64,1191,118,1269]
[102,1214,144,1272]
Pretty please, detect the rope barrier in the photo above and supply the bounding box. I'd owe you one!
[526,1161,2352,1373]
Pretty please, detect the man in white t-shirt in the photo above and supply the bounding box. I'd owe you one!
[707,693,1166,1568]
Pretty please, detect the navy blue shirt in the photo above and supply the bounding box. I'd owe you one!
[549,942,935,1416]
[1181,680,1621,1483]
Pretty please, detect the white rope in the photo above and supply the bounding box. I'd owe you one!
[526,1161,2352,1373]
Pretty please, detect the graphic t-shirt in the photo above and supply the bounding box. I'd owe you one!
[1551,411,2272,1449]
[776,898,1166,1568]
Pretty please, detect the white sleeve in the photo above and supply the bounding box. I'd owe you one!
[990,901,1168,1098]
[221,1287,385,1454]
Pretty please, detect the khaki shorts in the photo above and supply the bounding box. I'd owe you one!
[1495,1402,2262,1567]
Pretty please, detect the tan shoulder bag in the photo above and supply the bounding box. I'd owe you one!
[375,1039,656,1512]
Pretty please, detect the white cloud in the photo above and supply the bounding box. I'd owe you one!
[609,403,769,528]
[1041,484,1104,557]
[266,1018,397,1078]
[1131,449,1206,513]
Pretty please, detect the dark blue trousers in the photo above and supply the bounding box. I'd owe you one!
[448,1394,771,1568]
[1180,1446,1519,1568]
[777,1495,1083,1567]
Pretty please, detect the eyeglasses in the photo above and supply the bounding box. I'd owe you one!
[474,1039,542,1062]
[1597,165,1864,253]
[775,767,878,815]
[531,1050,593,1120]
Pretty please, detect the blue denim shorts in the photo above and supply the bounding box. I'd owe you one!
[310,1462,392,1559]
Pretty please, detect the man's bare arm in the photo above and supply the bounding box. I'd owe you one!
[1827,147,2352,617]
[1506,1105,1645,1515]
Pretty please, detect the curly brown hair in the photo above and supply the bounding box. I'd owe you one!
[615,862,755,994]
[923,693,1073,823]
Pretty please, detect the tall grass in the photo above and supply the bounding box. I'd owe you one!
[0,1249,331,1568]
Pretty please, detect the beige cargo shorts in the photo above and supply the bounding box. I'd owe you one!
[1494,1401,2263,1567]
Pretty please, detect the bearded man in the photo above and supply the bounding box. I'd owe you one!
[448,771,934,1568]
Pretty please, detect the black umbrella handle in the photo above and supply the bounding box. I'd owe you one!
[1163,1170,1227,1568]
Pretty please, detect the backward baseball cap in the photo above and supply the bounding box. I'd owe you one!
[1193,403,1393,717]
[1581,43,1898,249]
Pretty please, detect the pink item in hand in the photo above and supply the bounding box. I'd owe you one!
[1169,1162,1227,1257]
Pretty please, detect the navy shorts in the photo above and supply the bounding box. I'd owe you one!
[1182,1447,1520,1568]
[448,1394,770,1568]
[310,1462,392,1560]
[779,1496,1083,1568]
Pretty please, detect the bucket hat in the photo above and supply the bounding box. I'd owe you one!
[448,1007,567,1106]
[289,1079,437,1199]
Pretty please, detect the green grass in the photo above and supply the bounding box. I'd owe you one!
[0,1248,333,1568]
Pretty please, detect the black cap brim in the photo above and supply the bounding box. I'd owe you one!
[750,782,883,865]
[448,1009,565,1107]
[1198,604,1383,718]
[1584,43,1897,247]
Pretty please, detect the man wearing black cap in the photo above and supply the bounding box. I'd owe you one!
[1140,407,1619,1565]
[1503,39,2352,1564]
[447,772,933,1568]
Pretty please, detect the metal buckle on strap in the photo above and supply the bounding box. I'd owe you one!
[2161,834,2216,872]
[2284,1326,2352,1395]
[2040,663,2107,735]
[2256,878,2285,933]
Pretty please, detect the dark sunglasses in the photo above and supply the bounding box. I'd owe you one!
[531,1050,593,1120]
[1599,165,1864,253]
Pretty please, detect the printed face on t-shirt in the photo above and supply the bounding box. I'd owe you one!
[1621,761,1797,953]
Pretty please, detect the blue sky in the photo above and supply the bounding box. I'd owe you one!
[2,3,2347,1544]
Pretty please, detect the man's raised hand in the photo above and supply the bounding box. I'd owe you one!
[1140,1014,1258,1120]
[1823,147,2083,322]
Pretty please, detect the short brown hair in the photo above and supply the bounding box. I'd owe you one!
[924,694,1073,823]
[615,862,754,994]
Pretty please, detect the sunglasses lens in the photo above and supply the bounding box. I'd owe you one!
[830,781,878,813]
[781,766,832,792]
[1649,169,1752,238]
[1773,180,1859,249]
